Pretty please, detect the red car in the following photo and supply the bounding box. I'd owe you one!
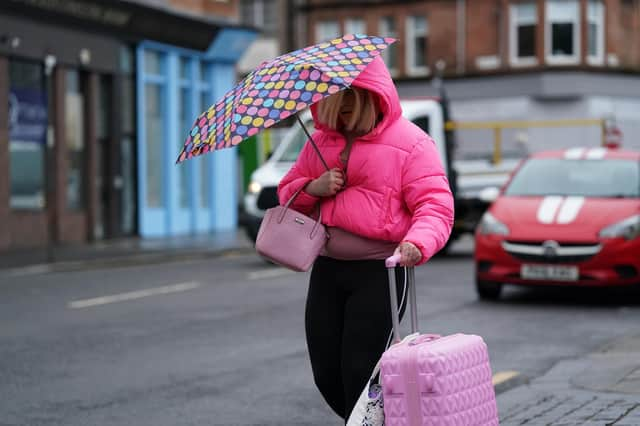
[474,147,640,300]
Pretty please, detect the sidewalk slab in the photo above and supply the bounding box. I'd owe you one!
[498,335,640,425]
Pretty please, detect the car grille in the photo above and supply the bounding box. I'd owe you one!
[502,241,601,264]
[256,186,279,210]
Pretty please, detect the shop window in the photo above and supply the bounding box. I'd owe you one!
[510,3,538,66]
[120,136,136,234]
[120,44,136,236]
[8,60,47,210]
[587,0,604,65]
[546,0,580,65]
[177,57,192,209]
[345,18,365,35]
[406,15,429,76]
[144,83,164,208]
[144,50,162,75]
[198,62,212,209]
[315,20,340,43]
[65,70,86,211]
[379,16,398,75]
[121,77,135,135]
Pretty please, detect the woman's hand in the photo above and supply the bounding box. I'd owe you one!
[305,168,345,197]
[395,242,422,267]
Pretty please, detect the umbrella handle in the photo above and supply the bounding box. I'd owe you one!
[296,115,330,172]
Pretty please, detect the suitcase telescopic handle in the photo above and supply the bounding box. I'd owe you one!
[385,254,419,343]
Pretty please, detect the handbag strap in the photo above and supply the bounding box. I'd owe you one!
[278,186,324,239]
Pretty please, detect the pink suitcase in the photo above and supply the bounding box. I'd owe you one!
[380,255,499,426]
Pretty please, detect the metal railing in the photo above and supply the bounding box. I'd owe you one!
[445,118,607,164]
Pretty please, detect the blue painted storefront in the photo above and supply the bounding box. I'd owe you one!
[136,29,256,237]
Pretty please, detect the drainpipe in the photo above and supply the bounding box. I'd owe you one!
[457,0,466,75]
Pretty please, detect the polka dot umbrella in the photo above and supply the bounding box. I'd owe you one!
[176,34,396,164]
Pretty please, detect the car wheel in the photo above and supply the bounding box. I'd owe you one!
[476,279,502,300]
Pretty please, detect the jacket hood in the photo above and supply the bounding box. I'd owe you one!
[310,55,402,141]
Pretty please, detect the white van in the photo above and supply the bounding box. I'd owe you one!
[242,98,457,244]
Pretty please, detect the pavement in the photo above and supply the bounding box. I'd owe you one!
[0,229,254,275]
[1,230,639,424]
[498,334,640,425]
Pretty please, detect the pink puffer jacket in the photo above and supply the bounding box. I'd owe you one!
[277,56,454,264]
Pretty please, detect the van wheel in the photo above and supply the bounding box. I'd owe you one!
[476,279,502,300]
[436,234,457,256]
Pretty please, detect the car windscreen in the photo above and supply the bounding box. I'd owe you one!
[504,158,640,198]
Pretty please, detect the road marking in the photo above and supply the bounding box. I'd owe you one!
[248,268,295,280]
[68,281,201,309]
[492,370,520,386]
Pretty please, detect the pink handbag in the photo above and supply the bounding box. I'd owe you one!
[255,187,327,272]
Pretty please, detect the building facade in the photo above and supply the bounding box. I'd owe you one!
[0,0,255,254]
[297,0,640,154]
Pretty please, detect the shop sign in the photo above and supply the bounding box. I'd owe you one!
[8,89,48,145]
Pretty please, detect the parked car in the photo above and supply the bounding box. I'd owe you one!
[474,147,640,299]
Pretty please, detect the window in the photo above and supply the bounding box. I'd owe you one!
[65,70,86,210]
[198,63,212,208]
[379,16,398,74]
[178,57,192,209]
[587,0,605,65]
[412,116,431,135]
[315,20,340,43]
[143,48,165,209]
[546,0,580,64]
[144,83,164,208]
[240,0,277,37]
[345,18,365,35]
[406,15,429,76]
[510,3,538,66]
[8,61,47,210]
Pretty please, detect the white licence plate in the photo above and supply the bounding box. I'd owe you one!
[521,264,579,281]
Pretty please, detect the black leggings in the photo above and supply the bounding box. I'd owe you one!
[305,256,407,421]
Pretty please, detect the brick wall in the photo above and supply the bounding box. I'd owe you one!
[302,0,640,78]
[611,0,640,68]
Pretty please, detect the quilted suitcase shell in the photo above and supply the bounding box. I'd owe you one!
[380,333,499,425]
[379,256,499,425]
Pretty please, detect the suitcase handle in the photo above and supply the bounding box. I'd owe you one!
[386,254,419,343]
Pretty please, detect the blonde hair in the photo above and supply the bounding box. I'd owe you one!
[316,87,379,134]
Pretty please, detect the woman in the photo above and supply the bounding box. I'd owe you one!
[277,56,454,421]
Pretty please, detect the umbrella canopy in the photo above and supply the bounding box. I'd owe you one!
[176,34,395,163]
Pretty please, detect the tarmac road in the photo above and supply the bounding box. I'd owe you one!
[1,239,639,425]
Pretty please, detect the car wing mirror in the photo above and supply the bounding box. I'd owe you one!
[479,187,500,203]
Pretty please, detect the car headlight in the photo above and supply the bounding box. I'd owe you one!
[599,215,640,240]
[247,181,262,194]
[478,212,509,236]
